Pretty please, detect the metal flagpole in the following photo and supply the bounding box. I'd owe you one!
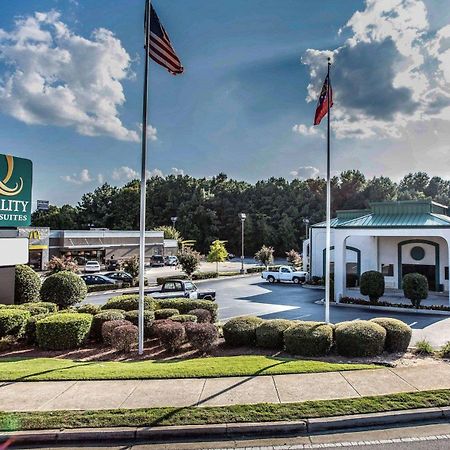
[138,0,151,355]
[324,57,331,324]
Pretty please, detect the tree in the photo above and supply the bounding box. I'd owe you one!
[360,271,385,304]
[46,256,79,274]
[121,256,140,279]
[286,249,302,268]
[207,240,228,274]
[178,248,201,277]
[403,273,428,308]
[255,245,274,268]
[154,225,182,242]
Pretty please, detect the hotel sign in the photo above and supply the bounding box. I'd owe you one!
[0,154,32,227]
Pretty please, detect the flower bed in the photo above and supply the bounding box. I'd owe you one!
[340,296,450,312]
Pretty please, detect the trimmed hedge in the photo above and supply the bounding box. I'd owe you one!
[25,313,49,344]
[102,320,132,346]
[0,309,31,338]
[185,322,218,353]
[87,284,115,293]
[335,320,386,357]
[111,325,138,352]
[101,295,156,312]
[154,309,179,320]
[77,304,102,315]
[403,273,428,307]
[171,314,197,323]
[256,319,293,349]
[155,321,186,353]
[92,310,126,341]
[20,305,48,316]
[360,271,385,303]
[14,264,41,304]
[370,318,412,353]
[40,271,87,307]
[155,299,218,322]
[284,322,334,356]
[223,316,264,347]
[36,313,93,350]
[188,308,212,323]
[124,310,154,336]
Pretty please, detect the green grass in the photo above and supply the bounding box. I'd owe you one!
[1,389,450,431]
[0,355,376,381]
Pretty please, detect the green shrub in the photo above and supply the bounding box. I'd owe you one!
[171,314,197,323]
[40,271,87,307]
[0,309,31,338]
[192,271,218,280]
[185,322,218,353]
[335,320,386,357]
[155,321,186,353]
[92,310,125,341]
[20,304,48,316]
[188,309,212,323]
[256,319,293,349]
[414,339,434,355]
[102,319,132,346]
[101,294,155,312]
[360,271,385,303]
[25,313,49,344]
[156,275,188,285]
[77,303,102,315]
[154,309,179,320]
[155,299,218,321]
[36,313,93,350]
[124,310,154,336]
[439,341,450,359]
[284,321,334,356]
[223,316,264,347]
[26,302,58,314]
[111,325,138,352]
[370,318,412,353]
[403,273,428,307]
[87,284,115,293]
[14,264,41,304]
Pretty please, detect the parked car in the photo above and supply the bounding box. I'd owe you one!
[105,259,120,271]
[147,279,215,300]
[80,274,119,286]
[164,255,178,266]
[84,260,101,273]
[150,255,165,267]
[104,271,133,283]
[261,265,308,284]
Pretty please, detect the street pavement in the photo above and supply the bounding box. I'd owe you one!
[86,275,450,347]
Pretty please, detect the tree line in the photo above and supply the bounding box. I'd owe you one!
[31,171,450,256]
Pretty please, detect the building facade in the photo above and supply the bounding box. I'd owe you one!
[303,200,450,304]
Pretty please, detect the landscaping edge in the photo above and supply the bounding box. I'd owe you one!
[332,301,450,316]
[2,406,449,444]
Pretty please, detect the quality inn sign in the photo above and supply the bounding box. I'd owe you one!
[0,154,32,227]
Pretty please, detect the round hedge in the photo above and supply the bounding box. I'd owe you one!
[0,309,31,338]
[187,308,212,323]
[124,310,154,337]
[171,314,197,323]
[154,309,179,320]
[101,295,156,312]
[223,316,264,347]
[370,318,412,353]
[20,304,48,316]
[256,319,293,349]
[283,321,334,356]
[15,264,41,304]
[40,271,87,307]
[335,320,386,357]
[36,313,93,350]
[403,273,428,307]
[102,319,133,346]
[92,310,125,341]
[77,303,102,315]
[360,271,385,303]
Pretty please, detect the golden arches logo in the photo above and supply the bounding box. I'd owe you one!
[0,155,23,197]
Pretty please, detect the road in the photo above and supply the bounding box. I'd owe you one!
[86,275,450,346]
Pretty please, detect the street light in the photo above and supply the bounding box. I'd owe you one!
[302,218,310,240]
[238,213,246,274]
[303,218,310,272]
[171,216,178,228]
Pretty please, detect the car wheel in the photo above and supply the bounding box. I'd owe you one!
[293,277,300,284]
[268,276,275,283]
[203,295,213,301]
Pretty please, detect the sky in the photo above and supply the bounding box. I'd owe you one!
[1,0,450,206]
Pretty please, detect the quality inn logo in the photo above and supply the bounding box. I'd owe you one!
[0,155,23,197]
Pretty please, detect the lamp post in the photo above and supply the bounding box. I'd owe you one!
[303,218,310,272]
[238,213,246,274]
[302,218,310,240]
[171,216,178,228]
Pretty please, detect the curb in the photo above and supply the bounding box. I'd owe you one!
[2,407,449,445]
[332,301,450,316]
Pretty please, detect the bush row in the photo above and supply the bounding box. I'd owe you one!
[223,316,412,357]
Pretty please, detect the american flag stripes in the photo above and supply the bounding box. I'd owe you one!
[313,74,332,126]
[148,4,184,75]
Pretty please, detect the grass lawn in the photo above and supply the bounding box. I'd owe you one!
[1,389,450,431]
[0,355,376,381]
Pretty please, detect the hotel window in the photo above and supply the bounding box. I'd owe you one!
[381,264,394,277]
[445,267,449,281]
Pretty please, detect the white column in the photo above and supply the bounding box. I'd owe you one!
[334,231,347,302]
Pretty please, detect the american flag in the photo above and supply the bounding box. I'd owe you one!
[314,74,332,125]
[148,4,183,75]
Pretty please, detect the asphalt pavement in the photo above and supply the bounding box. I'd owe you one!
[86,275,450,347]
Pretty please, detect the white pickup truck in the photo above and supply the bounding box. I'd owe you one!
[261,265,308,284]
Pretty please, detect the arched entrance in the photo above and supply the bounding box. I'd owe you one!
[323,245,361,287]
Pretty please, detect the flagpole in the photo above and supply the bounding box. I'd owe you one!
[325,57,331,324]
[138,0,151,355]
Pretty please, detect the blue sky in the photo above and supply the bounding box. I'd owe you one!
[1,0,450,205]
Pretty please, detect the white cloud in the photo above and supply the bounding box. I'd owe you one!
[146,168,163,178]
[61,168,93,184]
[112,166,139,181]
[301,0,450,140]
[292,123,323,137]
[171,167,184,176]
[290,166,320,179]
[97,173,104,184]
[0,11,138,141]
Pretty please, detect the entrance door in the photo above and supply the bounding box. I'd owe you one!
[402,264,436,291]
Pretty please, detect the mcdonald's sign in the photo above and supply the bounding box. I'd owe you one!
[18,227,49,250]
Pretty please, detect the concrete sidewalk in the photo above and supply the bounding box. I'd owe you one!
[1,362,450,412]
